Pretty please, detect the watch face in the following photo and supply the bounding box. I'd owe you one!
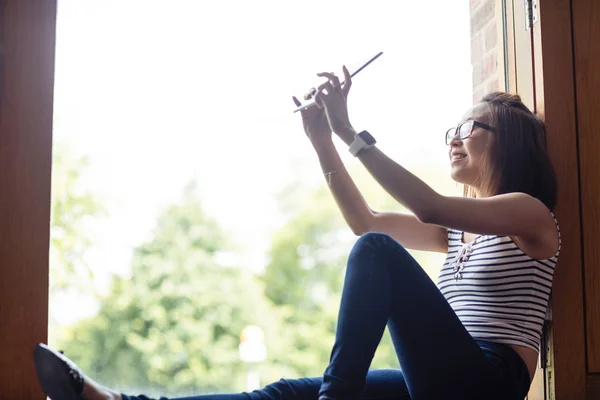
[358,130,376,145]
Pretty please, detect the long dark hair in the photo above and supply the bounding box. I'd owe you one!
[475,92,557,210]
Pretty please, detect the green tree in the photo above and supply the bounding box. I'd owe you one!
[263,172,403,377]
[49,142,106,294]
[262,161,452,376]
[62,185,284,397]
[49,143,107,349]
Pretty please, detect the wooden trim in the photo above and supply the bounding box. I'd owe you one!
[528,366,546,400]
[532,0,587,398]
[571,0,600,374]
[507,3,545,397]
[503,0,517,92]
[496,0,508,91]
[531,11,547,399]
[588,375,600,400]
[512,0,534,107]
[0,1,56,399]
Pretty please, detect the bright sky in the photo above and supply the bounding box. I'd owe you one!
[52,0,472,317]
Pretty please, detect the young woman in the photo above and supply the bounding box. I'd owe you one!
[34,66,560,400]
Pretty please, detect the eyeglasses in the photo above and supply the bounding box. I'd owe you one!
[445,120,496,145]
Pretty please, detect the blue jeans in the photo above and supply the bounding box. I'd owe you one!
[123,233,531,400]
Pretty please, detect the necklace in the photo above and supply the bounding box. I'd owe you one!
[452,241,474,281]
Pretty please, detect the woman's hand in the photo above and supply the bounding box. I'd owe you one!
[293,89,333,149]
[314,66,356,143]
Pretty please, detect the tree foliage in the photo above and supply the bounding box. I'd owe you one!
[60,187,286,396]
[50,142,106,294]
[53,157,450,396]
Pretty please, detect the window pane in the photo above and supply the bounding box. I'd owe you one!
[49,0,503,397]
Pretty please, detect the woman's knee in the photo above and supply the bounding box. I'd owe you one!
[349,232,414,270]
[354,232,393,249]
[351,232,406,256]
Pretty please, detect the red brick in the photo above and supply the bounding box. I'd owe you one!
[470,0,495,34]
[470,0,499,103]
[472,61,483,88]
[473,87,486,105]
[482,51,497,82]
[486,77,500,93]
[484,21,497,52]
[471,33,484,65]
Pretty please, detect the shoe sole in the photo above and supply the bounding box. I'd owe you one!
[34,344,81,400]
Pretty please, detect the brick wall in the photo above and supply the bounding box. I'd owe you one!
[470,0,500,104]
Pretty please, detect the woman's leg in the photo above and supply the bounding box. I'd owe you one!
[122,369,409,400]
[318,233,515,400]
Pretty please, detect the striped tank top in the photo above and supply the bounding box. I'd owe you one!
[437,215,561,352]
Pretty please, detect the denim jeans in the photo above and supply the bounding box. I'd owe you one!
[123,233,532,400]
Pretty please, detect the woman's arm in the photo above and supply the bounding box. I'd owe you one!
[313,139,448,253]
[313,68,556,243]
[335,126,554,241]
[294,92,446,252]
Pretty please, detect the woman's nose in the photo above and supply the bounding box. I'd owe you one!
[449,136,463,147]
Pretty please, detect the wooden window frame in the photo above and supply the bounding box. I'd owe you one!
[532,0,600,399]
[499,2,594,398]
[0,1,595,399]
[0,1,57,399]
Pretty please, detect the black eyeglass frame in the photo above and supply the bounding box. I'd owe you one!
[445,120,496,145]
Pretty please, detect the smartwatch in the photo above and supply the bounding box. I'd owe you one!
[349,130,377,156]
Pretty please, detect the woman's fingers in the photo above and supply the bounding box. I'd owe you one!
[318,80,334,96]
[293,95,311,119]
[303,87,317,100]
[342,65,352,95]
[317,72,341,88]
[314,88,326,109]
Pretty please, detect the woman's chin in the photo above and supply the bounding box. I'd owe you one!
[450,168,474,186]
